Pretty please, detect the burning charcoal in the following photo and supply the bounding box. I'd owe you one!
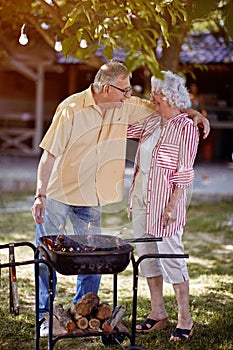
[58,235,96,253]
[42,237,61,251]
[56,235,65,242]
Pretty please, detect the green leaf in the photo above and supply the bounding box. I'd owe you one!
[62,8,79,32]
[62,36,77,56]
[76,29,83,43]
[75,44,100,60]
[103,44,113,59]
[125,54,144,73]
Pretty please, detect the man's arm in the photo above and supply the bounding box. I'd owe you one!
[31,150,56,224]
[185,108,210,139]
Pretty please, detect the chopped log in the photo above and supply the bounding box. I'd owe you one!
[43,313,68,336]
[72,292,100,316]
[115,321,129,333]
[76,316,89,329]
[89,318,101,330]
[68,305,82,322]
[73,313,83,322]
[53,304,76,333]
[102,305,126,333]
[96,302,112,320]
[69,303,78,317]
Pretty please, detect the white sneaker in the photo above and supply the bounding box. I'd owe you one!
[40,321,49,337]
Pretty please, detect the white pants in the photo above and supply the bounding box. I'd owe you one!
[132,172,189,284]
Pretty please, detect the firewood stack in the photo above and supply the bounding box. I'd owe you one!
[43,292,128,336]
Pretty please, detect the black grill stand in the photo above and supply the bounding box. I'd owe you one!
[38,238,189,350]
[41,271,133,350]
[0,242,54,350]
[0,242,188,350]
[130,252,189,347]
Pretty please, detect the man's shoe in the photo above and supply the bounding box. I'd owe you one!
[40,320,49,337]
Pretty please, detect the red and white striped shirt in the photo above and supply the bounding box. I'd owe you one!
[127,113,199,237]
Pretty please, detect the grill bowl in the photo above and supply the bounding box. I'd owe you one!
[38,234,134,275]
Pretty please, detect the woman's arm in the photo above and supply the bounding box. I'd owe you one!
[163,186,184,227]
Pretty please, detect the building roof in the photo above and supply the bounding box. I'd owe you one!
[180,32,233,64]
[57,32,233,66]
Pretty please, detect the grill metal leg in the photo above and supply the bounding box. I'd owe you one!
[130,253,189,347]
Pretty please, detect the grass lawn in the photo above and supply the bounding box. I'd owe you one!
[0,193,233,350]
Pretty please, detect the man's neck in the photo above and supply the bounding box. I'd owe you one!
[93,89,123,114]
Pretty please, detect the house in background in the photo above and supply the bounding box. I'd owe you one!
[181,32,233,163]
[0,32,232,162]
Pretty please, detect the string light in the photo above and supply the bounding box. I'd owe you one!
[19,24,29,45]
[80,39,87,48]
[54,35,62,52]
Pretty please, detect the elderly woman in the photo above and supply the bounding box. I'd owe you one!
[128,71,199,341]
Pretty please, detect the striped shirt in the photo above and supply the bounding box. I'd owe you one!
[127,113,199,237]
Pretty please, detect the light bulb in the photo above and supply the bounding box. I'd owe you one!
[55,35,62,52]
[80,39,87,48]
[19,33,29,45]
[55,40,62,52]
[19,24,28,46]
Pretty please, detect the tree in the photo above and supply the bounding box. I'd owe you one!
[0,0,232,76]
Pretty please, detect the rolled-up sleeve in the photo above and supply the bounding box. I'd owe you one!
[170,168,195,187]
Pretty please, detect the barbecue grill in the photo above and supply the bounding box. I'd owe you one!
[37,233,164,350]
[38,234,134,275]
[37,233,188,350]
[0,237,188,350]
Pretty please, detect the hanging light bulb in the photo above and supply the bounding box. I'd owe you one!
[54,35,62,52]
[19,24,29,45]
[80,39,87,48]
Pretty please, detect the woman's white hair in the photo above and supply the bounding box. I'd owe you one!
[151,71,191,109]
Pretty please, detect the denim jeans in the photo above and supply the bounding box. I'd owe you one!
[36,198,102,319]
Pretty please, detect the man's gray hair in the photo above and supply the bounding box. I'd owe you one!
[151,71,191,109]
[93,61,130,93]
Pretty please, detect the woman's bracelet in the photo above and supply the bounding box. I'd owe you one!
[34,194,47,200]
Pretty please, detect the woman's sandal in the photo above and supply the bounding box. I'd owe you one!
[170,325,194,341]
[136,317,168,333]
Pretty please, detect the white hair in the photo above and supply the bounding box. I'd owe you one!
[151,71,191,109]
[93,61,129,93]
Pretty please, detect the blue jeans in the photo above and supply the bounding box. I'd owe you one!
[36,198,102,319]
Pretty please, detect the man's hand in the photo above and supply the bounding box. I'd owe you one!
[186,108,210,139]
[31,197,46,224]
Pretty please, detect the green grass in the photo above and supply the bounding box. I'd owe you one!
[0,194,233,350]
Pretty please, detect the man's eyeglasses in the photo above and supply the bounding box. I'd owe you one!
[109,84,132,97]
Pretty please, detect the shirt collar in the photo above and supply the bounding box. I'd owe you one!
[83,84,97,108]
